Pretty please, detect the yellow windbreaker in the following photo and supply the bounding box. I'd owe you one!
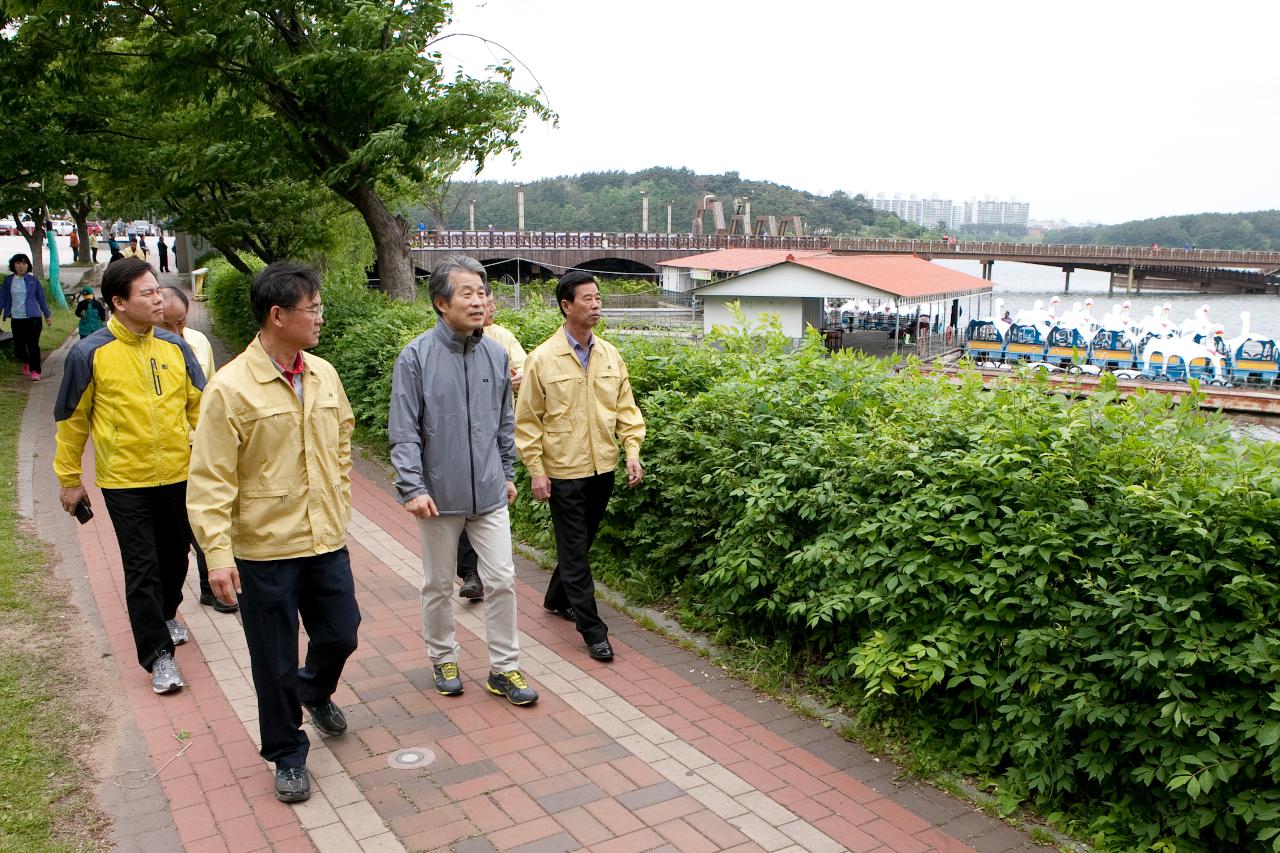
[515,326,645,479]
[187,336,354,571]
[53,315,204,489]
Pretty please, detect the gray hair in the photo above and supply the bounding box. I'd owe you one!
[428,255,488,314]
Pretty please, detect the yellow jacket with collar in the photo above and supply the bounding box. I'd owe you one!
[187,335,354,571]
[515,325,645,479]
[54,314,205,489]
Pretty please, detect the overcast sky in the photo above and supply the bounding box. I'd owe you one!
[440,0,1279,226]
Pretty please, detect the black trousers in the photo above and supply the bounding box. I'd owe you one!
[101,482,192,670]
[236,548,361,769]
[456,529,478,579]
[11,317,42,373]
[90,246,98,262]
[158,250,169,273]
[544,473,615,645]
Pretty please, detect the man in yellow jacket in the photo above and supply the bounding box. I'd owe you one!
[54,258,205,695]
[515,271,646,662]
[187,262,359,805]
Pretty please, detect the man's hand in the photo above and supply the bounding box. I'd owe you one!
[405,494,439,518]
[60,485,88,515]
[626,458,644,488]
[510,368,523,393]
[44,315,52,327]
[505,480,518,505]
[531,475,551,502]
[209,566,241,607]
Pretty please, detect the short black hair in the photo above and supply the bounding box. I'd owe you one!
[159,285,190,310]
[251,261,320,327]
[556,270,598,317]
[101,258,154,307]
[8,253,31,273]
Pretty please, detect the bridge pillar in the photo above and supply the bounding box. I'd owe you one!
[1062,265,1073,292]
[1108,270,1114,294]
[980,260,994,280]
[1126,264,1134,294]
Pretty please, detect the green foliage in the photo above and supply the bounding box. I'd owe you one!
[403,167,926,238]
[202,257,264,349]
[1046,210,1280,251]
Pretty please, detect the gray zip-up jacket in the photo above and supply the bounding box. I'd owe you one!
[389,319,515,515]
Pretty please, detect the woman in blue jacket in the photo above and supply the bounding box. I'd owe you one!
[1,253,53,380]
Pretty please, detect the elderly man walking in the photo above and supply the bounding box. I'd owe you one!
[515,271,646,663]
[188,262,360,804]
[389,256,538,706]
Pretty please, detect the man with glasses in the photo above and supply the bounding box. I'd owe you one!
[187,262,360,804]
[54,258,206,695]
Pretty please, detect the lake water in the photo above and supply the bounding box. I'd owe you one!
[933,259,1280,340]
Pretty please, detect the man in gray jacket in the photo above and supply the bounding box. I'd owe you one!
[388,256,538,706]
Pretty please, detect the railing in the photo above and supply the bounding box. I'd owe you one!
[411,231,1280,267]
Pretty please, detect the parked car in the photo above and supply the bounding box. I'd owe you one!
[49,220,76,236]
[130,219,152,236]
[0,218,15,236]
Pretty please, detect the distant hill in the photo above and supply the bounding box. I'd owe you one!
[1045,210,1280,251]
[403,166,930,238]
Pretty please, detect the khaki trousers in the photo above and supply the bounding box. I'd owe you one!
[418,506,520,672]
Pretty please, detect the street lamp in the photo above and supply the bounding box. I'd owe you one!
[63,173,79,188]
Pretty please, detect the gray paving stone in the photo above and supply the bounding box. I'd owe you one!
[615,780,685,811]
[533,782,608,814]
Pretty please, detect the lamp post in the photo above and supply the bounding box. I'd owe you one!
[469,198,476,231]
[516,184,525,232]
[640,190,649,234]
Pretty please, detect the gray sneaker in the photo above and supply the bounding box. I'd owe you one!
[152,651,184,694]
[167,619,189,646]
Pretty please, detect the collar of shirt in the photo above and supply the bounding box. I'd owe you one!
[271,351,305,384]
[564,327,593,371]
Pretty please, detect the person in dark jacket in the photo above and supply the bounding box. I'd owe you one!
[157,236,169,273]
[388,255,538,707]
[1,253,53,379]
[74,286,108,338]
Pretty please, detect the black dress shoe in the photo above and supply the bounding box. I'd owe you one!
[198,591,239,614]
[587,640,614,661]
[303,700,347,736]
[545,605,576,622]
[458,572,484,600]
[275,766,311,803]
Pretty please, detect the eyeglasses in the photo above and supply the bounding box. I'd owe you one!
[288,303,324,318]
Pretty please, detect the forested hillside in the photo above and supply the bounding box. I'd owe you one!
[1045,210,1280,250]
[404,167,929,238]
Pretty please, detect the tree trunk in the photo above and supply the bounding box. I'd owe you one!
[338,183,415,301]
[212,243,254,276]
[16,214,46,280]
[72,213,90,264]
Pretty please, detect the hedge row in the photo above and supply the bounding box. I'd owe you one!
[205,262,1280,851]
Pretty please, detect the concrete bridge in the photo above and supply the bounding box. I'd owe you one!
[410,232,1280,294]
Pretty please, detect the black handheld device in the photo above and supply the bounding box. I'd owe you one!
[74,497,93,524]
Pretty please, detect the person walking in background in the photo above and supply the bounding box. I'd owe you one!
[69,227,80,262]
[454,285,527,602]
[89,225,100,263]
[389,256,538,707]
[121,236,145,261]
[138,235,149,260]
[188,262,360,804]
[515,271,646,663]
[74,286,107,338]
[1,253,54,380]
[157,236,170,273]
[159,286,236,615]
[54,258,206,695]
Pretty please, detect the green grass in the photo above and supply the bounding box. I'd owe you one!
[0,305,109,852]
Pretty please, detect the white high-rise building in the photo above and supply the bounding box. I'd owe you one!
[868,194,1029,229]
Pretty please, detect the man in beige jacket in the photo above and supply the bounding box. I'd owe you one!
[515,271,645,662]
[187,262,359,805]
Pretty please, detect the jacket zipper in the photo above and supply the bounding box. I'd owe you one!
[464,340,477,514]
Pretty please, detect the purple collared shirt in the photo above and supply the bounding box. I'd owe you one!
[564,328,593,372]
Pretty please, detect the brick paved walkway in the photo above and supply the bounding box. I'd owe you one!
[19,271,1054,852]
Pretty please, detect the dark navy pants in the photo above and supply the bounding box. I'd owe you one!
[101,482,191,671]
[236,547,360,769]
[456,529,478,580]
[544,472,615,645]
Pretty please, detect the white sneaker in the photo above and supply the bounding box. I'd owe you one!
[167,619,189,646]
[151,651,184,694]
